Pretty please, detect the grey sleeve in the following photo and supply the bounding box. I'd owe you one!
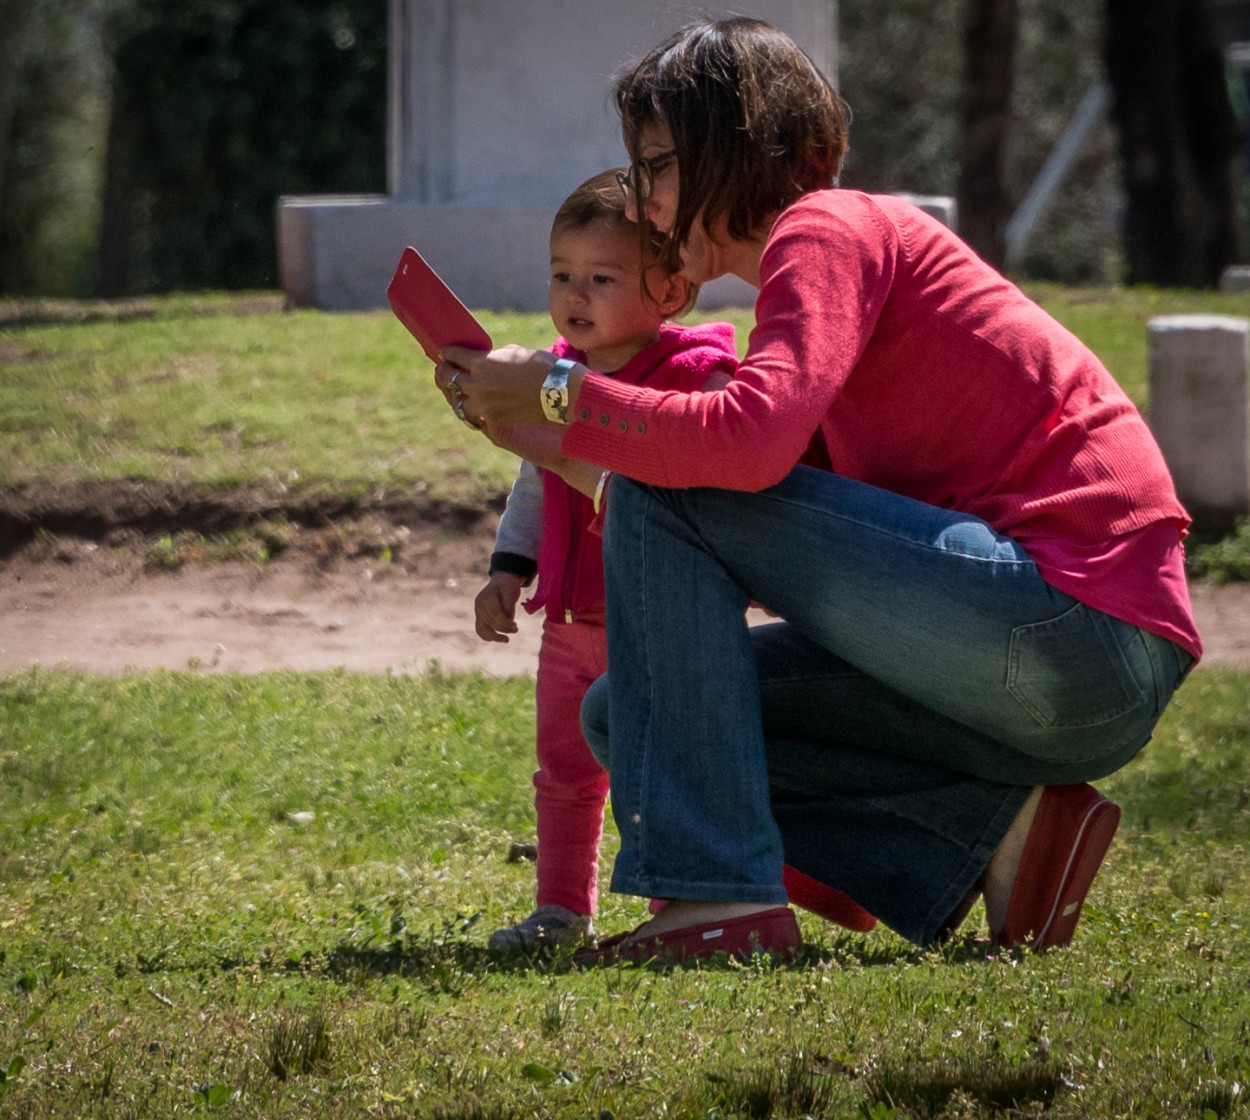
[493,459,543,564]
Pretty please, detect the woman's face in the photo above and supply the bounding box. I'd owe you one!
[630,124,731,286]
[630,121,755,286]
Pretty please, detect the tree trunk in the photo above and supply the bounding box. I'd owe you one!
[1105,0,1243,287]
[956,0,1018,269]
[0,0,36,246]
[95,82,139,298]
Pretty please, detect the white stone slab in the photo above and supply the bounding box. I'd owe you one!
[1148,314,1250,522]
[279,0,837,312]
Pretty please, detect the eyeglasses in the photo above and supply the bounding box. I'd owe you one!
[615,149,678,201]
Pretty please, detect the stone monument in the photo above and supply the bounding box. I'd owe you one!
[277,0,836,313]
[1148,314,1250,526]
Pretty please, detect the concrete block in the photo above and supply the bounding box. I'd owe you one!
[276,194,761,313]
[1148,314,1250,524]
[279,0,838,313]
[893,192,959,231]
[278,196,553,312]
[1220,265,1250,293]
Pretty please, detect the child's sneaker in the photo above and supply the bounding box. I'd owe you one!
[488,905,592,951]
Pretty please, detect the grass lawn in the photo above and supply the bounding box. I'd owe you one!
[2,288,1249,1117]
[4,284,1250,498]
[0,667,1247,1119]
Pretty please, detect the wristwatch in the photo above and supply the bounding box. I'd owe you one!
[540,358,576,424]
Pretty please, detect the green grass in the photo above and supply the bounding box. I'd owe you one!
[0,294,754,502]
[2,289,1249,1115]
[1,666,1248,1119]
[12,286,1250,500]
[0,299,550,500]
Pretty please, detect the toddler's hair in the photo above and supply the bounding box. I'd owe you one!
[552,169,698,317]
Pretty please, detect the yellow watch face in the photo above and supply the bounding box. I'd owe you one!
[542,365,571,422]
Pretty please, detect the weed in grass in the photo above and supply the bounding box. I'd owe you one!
[1195,1078,1245,1118]
[194,1081,233,1108]
[541,991,575,1037]
[428,1099,526,1120]
[0,1054,26,1095]
[265,1008,332,1081]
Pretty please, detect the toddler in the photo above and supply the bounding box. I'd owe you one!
[476,170,736,950]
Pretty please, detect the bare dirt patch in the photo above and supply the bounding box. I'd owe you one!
[0,482,538,677]
[1,481,1245,677]
[0,531,541,677]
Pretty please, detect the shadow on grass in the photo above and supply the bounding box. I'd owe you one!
[310,922,991,986]
[865,1056,1065,1118]
[799,928,1007,972]
[313,914,584,988]
[0,293,286,328]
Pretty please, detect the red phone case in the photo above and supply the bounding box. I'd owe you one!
[386,246,493,363]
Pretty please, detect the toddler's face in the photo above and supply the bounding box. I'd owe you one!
[549,219,678,366]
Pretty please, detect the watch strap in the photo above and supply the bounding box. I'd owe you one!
[541,358,576,424]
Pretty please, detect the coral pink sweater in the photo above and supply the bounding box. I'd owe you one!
[527,323,738,622]
[563,190,1202,658]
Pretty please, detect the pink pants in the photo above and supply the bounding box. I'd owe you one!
[533,614,610,915]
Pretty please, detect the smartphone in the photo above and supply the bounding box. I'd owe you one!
[386,246,493,363]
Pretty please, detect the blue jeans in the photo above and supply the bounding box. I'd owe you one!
[580,467,1193,944]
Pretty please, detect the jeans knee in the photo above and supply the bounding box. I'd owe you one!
[579,673,611,769]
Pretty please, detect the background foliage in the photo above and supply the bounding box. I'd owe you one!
[96,0,386,294]
[1,0,386,297]
[1,0,1247,296]
[838,0,1120,283]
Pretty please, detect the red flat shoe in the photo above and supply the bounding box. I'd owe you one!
[573,906,801,966]
[996,783,1122,951]
[782,866,878,932]
[651,870,877,933]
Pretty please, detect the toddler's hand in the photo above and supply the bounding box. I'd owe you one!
[474,571,526,642]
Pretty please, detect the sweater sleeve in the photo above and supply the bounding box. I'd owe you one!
[490,460,543,579]
[561,194,898,489]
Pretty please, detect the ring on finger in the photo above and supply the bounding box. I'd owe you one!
[449,371,463,397]
[453,401,482,430]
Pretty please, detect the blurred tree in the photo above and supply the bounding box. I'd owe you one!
[0,0,37,223]
[839,0,1115,282]
[96,0,385,295]
[956,0,1018,268]
[1106,0,1243,286]
[0,0,115,296]
[838,0,962,196]
[1011,1,1119,284]
[13,1,1233,296]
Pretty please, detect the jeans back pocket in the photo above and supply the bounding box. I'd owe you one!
[1007,601,1146,729]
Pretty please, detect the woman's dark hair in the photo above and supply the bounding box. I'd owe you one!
[614,18,850,267]
[551,169,698,316]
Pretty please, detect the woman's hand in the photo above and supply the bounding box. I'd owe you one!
[478,421,564,467]
[435,345,581,429]
[478,419,604,500]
